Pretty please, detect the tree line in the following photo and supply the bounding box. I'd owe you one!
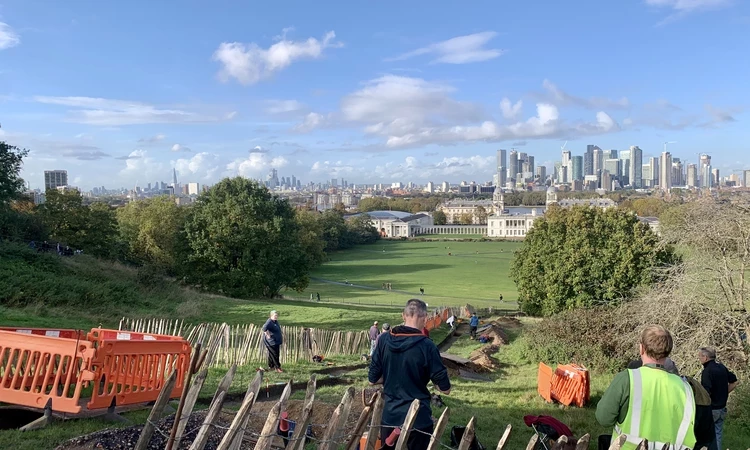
[0,141,379,299]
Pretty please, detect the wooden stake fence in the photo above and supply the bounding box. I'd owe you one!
[119,318,371,367]
[134,368,712,450]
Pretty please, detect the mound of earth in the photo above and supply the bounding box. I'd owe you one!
[478,323,509,346]
[469,345,501,372]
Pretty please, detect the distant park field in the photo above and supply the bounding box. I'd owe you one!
[293,240,522,309]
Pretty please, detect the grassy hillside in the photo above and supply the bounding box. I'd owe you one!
[0,241,402,330]
[295,240,521,308]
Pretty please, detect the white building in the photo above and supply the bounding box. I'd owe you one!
[355,210,434,238]
[188,182,200,196]
[486,186,547,238]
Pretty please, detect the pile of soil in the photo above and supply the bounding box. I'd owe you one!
[469,345,501,372]
[478,324,509,346]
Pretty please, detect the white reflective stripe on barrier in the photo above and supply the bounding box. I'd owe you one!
[116,332,131,340]
[45,330,60,337]
[144,335,156,341]
[15,329,32,334]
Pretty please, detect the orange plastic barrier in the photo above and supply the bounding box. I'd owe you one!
[537,362,590,407]
[0,330,96,414]
[537,362,553,403]
[0,327,191,414]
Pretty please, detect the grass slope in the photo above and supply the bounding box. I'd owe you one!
[294,240,521,308]
[0,242,402,331]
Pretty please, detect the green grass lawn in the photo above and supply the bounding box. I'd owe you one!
[293,240,521,308]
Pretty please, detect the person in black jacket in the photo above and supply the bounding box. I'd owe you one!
[369,298,451,450]
[262,310,283,373]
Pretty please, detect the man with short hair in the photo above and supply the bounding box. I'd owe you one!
[469,313,479,340]
[699,346,739,450]
[596,325,696,450]
[369,321,379,357]
[369,299,451,450]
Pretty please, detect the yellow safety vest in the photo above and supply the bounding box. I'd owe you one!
[613,367,696,450]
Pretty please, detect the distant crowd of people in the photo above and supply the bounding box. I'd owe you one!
[29,240,81,256]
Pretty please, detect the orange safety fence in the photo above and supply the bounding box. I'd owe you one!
[0,330,95,414]
[537,362,590,408]
[0,327,191,414]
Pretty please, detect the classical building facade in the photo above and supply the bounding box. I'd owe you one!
[353,210,435,238]
[486,187,549,238]
[437,199,498,224]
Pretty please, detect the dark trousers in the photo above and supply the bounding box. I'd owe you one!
[380,424,433,450]
[470,326,477,339]
[265,341,281,369]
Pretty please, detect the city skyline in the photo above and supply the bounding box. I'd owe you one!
[1,0,748,190]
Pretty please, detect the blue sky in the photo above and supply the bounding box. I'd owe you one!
[0,0,748,190]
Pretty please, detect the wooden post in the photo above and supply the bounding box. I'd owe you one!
[456,417,476,450]
[319,386,355,450]
[607,435,627,450]
[288,375,317,450]
[253,398,283,450]
[172,367,208,448]
[166,343,202,450]
[551,435,568,450]
[345,406,373,450]
[134,369,177,450]
[574,433,590,450]
[495,424,512,450]
[426,407,450,450]
[394,399,421,450]
[215,392,256,450]
[525,434,538,450]
[227,369,266,450]
[364,391,384,450]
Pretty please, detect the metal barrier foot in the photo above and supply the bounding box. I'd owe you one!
[19,399,53,432]
[101,398,130,424]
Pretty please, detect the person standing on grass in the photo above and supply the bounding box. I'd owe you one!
[369,321,380,357]
[262,310,283,373]
[369,299,451,450]
[469,313,479,340]
[699,346,739,450]
[596,325,696,450]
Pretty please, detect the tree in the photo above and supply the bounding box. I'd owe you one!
[660,198,750,312]
[0,141,28,206]
[433,210,447,225]
[184,177,313,298]
[294,209,327,269]
[475,206,488,224]
[510,206,678,316]
[459,212,475,225]
[318,209,349,251]
[117,196,189,272]
[40,190,117,257]
[347,213,379,245]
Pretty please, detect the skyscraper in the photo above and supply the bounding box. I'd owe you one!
[699,154,711,188]
[44,170,68,191]
[619,149,631,187]
[702,164,713,189]
[593,148,604,175]
[561,150,572,183]
[536,166,547,182]
[508,150,519,184]
[496,149,507,187]
[605,159,622,185]
[671,158,684,187]
[527,156,535,176]
[660,152,672,192]
[687,164,698,188]
[572,156,583,181]
[584,145,598,176]
[712,168,720,187]
[629,146,643,189]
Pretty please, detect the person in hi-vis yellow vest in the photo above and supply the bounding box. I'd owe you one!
[596,325,696,450]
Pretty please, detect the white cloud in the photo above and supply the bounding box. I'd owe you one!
[33,96,232,126]
[119,149,165,180]
[310,160,359,177]
[386,32,504,64]
[541,80,630,110]
[138,134,166,144]
[171,143,191,152]
[500,98,523,120]
[173,152,220,181]
[293,112,331,133]
[645,0,731,12]
[227,153,289,178]
[265,99,307,115]
[213,30,342,85]
[0,22,20,50]
[341,75,483,135]
[251,145,269,153]
[309,155,497,182]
